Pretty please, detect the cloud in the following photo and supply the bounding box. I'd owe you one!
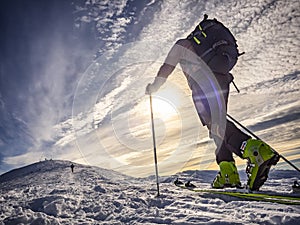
[0,0,97,168]
[248,108,300,132]
[1,0,299,177]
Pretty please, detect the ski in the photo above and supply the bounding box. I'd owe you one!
[175,181,300,205]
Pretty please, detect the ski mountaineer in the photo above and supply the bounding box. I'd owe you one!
[145,15,279,191]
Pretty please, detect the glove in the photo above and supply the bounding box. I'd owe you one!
[145,83,159,95]
[145,77,166,95]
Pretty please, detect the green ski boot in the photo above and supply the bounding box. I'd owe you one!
[212,161,242,188]
[241,139,280,191]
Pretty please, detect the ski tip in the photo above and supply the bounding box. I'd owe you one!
[292,181,300,194]
[174,178,184,186]
[185,181,196,188]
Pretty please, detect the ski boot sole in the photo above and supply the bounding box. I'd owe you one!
[250,153,280,191]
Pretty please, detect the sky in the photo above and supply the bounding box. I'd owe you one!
[0,0,299,177]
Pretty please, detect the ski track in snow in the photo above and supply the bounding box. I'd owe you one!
[0,160,300,224]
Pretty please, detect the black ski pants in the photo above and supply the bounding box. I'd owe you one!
[191,73,250,164]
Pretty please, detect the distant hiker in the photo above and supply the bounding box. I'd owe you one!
[146,14,279,191]
[70,164,74,173]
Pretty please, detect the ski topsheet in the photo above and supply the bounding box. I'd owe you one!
[175,182,300,205]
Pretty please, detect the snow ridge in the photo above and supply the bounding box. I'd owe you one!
[1,160,300,224]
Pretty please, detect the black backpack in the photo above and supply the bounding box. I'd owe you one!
[187,14,244,74]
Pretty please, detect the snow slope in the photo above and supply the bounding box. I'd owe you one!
[1,160,299,224]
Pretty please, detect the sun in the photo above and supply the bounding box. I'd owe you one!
[132,87,185,127]
[150,96,178,121]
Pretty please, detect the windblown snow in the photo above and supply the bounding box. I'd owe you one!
[0,160,299,224]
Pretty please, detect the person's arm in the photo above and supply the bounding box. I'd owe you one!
[146,39,184,94]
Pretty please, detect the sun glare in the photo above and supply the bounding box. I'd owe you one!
[151,97,178,121]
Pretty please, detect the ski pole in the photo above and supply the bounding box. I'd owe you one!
[149,94,160,197]
[227,114,300,173]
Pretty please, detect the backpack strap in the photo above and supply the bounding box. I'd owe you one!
[187,15,217,45]
[200,40,229,58]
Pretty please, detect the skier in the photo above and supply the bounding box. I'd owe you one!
[70,163,74,173]
[146,15,279,191]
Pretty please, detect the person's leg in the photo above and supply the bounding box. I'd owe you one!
[211,120,249,188]
[212,133,234,163]
[192,86,242,188]
[199,71,279,190]
[191,87,211,127]
[222,120,250,159]
[191,73,250,188]
[191,76,241,161]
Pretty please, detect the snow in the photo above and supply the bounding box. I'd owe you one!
[1,160,299,224]
[1,1,300,223]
